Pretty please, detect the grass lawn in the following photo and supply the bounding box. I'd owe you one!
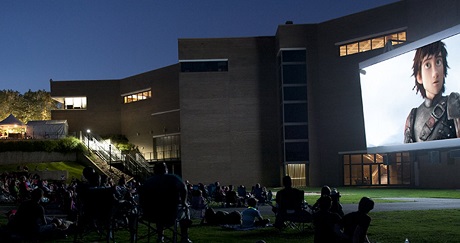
[1,162,460,242]
[0,161,85,183]
[302,187,460,204]
[41,209,458,243]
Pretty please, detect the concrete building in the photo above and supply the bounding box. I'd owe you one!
[50,0,460,188]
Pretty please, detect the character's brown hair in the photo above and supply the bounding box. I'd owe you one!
[412,41,449,98]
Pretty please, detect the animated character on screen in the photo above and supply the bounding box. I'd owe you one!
[404,41,460,143]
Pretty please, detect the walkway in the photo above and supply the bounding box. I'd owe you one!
[245,198,460,217]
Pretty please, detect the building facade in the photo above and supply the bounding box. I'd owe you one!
[50,0,460,188]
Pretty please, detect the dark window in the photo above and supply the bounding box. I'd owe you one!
[282,64,306,84]
[285,142,308,161]
[180,61,228,72]
[153,135,181,160]
[285,125,308,139]
[282,50,306,62]
[284,86,307,101]
[284,103,307,123]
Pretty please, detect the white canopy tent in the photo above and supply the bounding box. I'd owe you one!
[0,114,26,139]
[26,120,68,139]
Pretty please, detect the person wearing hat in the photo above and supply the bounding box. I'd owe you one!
[330,188,344,217]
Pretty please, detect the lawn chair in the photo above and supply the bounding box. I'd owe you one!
[134,204,189,243]
[273,189,312,232]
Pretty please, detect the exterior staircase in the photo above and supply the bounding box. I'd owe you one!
[82,133,152,182]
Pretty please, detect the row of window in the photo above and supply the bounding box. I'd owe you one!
[343,152,411,186]
[180,60,228,72]
[55,90,151,110]
[339,31,406,56]
[123,90,151,104]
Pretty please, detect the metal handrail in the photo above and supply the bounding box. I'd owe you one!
[83,133,151,179]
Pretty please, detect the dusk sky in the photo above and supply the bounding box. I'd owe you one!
[1,0,399,93]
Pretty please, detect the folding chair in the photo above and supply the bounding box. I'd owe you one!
[134,205,189,243]
[73,186,116,243]
[283,210,313,231]
[274,189,313,232]
[189,193,208,224]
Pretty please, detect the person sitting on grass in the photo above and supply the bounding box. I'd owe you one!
[8,188,69,239]
[342,197,375,243]
[241,197,270,228]
[310,185,331,212]
[330,188,344,218]
[312,196,343,243]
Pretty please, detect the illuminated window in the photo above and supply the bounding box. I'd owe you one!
[339,30,407,56]
[63,97,87,109]
[359,40,371,52]
[343,152,411,186]
[372,37,385,49]
[285,163,306,187]
[123,90,151,104]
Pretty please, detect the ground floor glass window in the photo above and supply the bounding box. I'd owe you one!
[286,163,307,187]
[343,152,411,186]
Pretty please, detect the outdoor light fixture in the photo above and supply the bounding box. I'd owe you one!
[86,129,91,149]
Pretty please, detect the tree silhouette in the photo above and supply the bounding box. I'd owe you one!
[0,89,57,124]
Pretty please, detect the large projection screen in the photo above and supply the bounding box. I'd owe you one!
[360,24,460,153]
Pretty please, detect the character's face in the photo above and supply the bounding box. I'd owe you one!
[417,53,445,100]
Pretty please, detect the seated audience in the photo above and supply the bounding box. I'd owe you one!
[241,198,270,228]
[196,183,209,199]
[312,196,343,243]
[207,182,218,201]
[203,207,242,225]
[139,162,192,243]
[330,188,344,217]
[213,185,226,203]
[252,183,267,204]
[311,185,331,212]
[266,189,273,202]
[75,167,114,235]
[225,185,242,207]
[237,185,248,198]
[191,189,207,210]
[342,197,375,243]
[273,176,312,229]
[8,188,68,239]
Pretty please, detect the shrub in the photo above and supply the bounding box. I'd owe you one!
[0,136,85,153]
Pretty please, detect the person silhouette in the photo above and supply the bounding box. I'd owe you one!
[139,162,192,243]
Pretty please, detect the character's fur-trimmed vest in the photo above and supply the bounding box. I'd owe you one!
[404,96,456,143]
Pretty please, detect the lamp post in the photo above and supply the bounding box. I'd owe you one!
[109,144,112,171]
[86,129,91,150]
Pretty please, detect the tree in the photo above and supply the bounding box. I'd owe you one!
[0,90,22,120]
[0,89,57,123]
